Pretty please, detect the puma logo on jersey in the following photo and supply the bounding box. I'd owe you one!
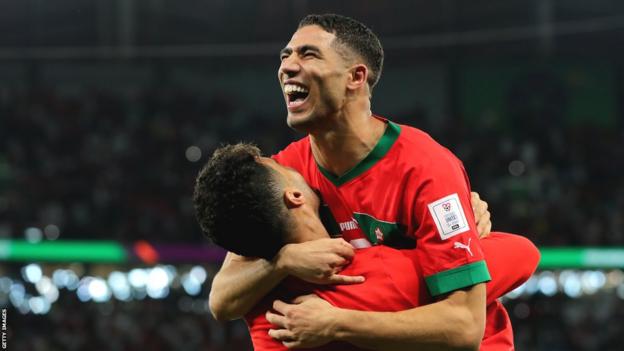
[339,218,359,231]
[453,238,473,256]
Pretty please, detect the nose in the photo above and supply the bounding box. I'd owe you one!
[279,55,301,80]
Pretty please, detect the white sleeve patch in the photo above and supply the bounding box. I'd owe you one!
[427,193,470,240]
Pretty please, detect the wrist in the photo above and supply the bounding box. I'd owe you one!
[274,244,294,276]
[330,308,355,341]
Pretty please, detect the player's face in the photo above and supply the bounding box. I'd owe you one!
[278,25,352,132]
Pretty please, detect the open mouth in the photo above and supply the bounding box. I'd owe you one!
[284,83,310,110]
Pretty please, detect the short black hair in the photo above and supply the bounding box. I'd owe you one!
[193,143,289,260]
[298,13,384,89]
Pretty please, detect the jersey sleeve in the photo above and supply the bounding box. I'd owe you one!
[410,151,491,296]
[480,232,540,303]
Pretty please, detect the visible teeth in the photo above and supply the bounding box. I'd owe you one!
[284,84,309,94]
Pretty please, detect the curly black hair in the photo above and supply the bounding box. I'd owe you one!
[193,143,289,260]
[299,13,384,90]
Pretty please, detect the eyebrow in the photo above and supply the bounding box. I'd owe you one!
[279,45,321,57]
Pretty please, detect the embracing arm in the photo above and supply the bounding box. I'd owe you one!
[209,252,286,321]
[267,283,486,351]
[333,284,486,351]
[209,238,364,321]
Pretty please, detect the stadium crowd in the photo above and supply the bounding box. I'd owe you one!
[1,87,622,246]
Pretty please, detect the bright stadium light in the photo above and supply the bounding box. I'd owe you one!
[36,277,59,303]
[190,266,207,284]
[146,266,170,299]
[88,278,111,303]
[108,271,131,301]
[524,275,539,295]
[22,263,43,284]
[537,271,557,296]
[65,270,80,290]
[16,296,31,315]
[562,272,582,298]
[77,277,93,302]
[128,268,148,289]
[52,269,69,288]
[181,273,201,296]
[9,282,25,307]
[581,270,606,295]
[28,296,50,315]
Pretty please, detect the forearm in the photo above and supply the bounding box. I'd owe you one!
[209,252,287,321]
[333,285,486,351]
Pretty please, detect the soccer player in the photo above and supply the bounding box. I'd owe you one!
[209,14,540,350]
[194,143,539,350]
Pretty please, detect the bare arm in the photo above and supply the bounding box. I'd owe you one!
[209,238,365,321]
[267,283,486,351]
[209,252,286,321]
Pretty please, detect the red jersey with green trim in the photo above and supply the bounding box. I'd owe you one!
[272,116,525,350]
[244,244,430,350]
[274,117,491,295]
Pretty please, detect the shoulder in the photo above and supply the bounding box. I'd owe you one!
[393,122,462,171]
[272,136,311,169]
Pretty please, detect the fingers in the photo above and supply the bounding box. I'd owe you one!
[266,311,287,327]
[328,255,348,268]
[327,274,365,285]
[273,300,290,315]
[272,300,292,315]
[268,328,295,341]
[330,238,355,259]
[471,192,488,214]
[477,210,492,238]
[484,220,492,238]
[292,294,318,304]
[282,340,301,349]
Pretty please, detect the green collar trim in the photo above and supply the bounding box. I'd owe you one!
[317,121,401,186]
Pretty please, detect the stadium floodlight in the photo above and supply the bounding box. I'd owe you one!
[21,263,42,284]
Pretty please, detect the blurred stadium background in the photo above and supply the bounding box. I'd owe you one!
[1,0,623,350]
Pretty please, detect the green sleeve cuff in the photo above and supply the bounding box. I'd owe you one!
[425,260,491,296]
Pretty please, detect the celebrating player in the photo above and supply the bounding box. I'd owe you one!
[208,14,540,350]
[194,143,539,350]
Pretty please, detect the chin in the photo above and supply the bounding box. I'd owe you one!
[286,112,316,132]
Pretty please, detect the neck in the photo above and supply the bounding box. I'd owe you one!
[286,206,330,244]
[309,99,385,177]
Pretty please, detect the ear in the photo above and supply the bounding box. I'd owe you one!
[346,64,368,91]
[284,187,305,209]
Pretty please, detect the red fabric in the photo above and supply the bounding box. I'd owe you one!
[274,117,486,280]
[244,245,429,351]
[244,234,539,350]
[269,119,542,350]
[479,232,541,350]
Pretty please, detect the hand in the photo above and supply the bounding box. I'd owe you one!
[267,294,338,348]
[471,192,492,238]
[275,238,365,285]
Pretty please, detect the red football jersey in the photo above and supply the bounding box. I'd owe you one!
[245,232,538,350]
[272,116,540,350]
[274,116,490,295]
[244,244,430,351]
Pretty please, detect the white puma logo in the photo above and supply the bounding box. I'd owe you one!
[453,238,473,256]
